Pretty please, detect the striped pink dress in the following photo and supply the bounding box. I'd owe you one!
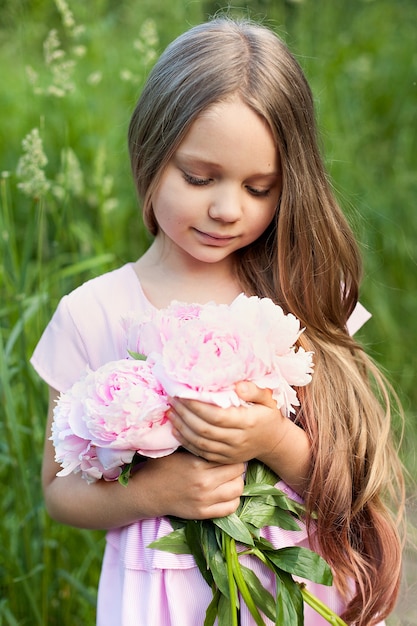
[31,263,381,626]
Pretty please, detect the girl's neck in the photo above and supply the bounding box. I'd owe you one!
[133,241,243,308]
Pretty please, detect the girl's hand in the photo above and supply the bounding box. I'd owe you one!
[168,382,311,495]
[137,451,245,520]
[168,382,285,464]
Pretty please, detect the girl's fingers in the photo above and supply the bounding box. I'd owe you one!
[169,398,232,439]
[169,404,238,461]
[235,381,277,408]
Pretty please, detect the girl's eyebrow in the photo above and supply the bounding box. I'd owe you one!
[175,152,222,171]
[174,152,280,179]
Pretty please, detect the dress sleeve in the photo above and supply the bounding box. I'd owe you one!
[30,266,142,393]
[346,301,372,336]
[30,295,90,392]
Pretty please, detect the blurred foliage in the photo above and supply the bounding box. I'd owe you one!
[0,0,416,623]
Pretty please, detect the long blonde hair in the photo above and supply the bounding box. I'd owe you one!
[128,17,405,625]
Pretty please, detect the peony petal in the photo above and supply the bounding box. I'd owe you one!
[96,447,136,470]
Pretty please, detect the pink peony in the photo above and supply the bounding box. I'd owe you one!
[151,313,254,407]
[122,300,205,357]
[52,359,179,482]
[130,294,314,414]
[228,294,304,366]
[51,392,94,476]
[51,390,118,483]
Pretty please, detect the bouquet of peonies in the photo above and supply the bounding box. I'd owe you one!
[51,294,347,626]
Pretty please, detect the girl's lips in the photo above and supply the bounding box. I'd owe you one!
[194,228,237,244]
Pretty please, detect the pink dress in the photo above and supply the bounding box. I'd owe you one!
[31,263,378,626]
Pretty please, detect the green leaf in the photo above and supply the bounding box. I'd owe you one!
[213,513,255,546]
[208,548,230,599]
[266,547,333,586]
[148,527,192,555]
[240,564,277,622]
[203,524,230,599]
[118,452,148,486]
[245,460,279,487]
[265,506,302,532]
[204,590,220,626]
[242,484,306,518]
[184,521,215,587]
[239,494,301,531]
[218,591,236,626]
[239,496,278,529]
[271,495,306,519]
[168,517,188,531]
[244,524,262,540]
[242,484,285,497]
[276,570,304,626]
[118,464,131,486]
[128,350,147,360]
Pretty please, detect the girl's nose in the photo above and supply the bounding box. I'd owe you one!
[208,185,242,222]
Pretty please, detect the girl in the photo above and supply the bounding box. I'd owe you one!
[32,17,404,626]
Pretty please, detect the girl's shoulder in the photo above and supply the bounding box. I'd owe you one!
[65,262,148,309]
[52,263,152,342]
[31,263,152,391]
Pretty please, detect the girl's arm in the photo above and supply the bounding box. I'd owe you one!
[42,387,245,530]
[168,381,311,496]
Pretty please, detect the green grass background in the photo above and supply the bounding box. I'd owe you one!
[1,0,416,623]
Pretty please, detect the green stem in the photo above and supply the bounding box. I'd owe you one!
[298,585,348,626]
[223,533,239,626]
[228,538,266,626]
[250,547,274,570]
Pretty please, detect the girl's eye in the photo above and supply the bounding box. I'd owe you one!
[246,186,271,198]
[182,172,271,197]
[183,172,211,186]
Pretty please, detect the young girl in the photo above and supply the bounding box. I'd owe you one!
[31,17,404,626]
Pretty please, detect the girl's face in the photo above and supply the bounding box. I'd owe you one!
[150,96,281,271]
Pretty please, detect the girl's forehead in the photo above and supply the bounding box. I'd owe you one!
[174,97,279,176]
[184,96,272,143]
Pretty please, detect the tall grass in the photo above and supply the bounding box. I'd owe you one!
[1,0,416,623]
